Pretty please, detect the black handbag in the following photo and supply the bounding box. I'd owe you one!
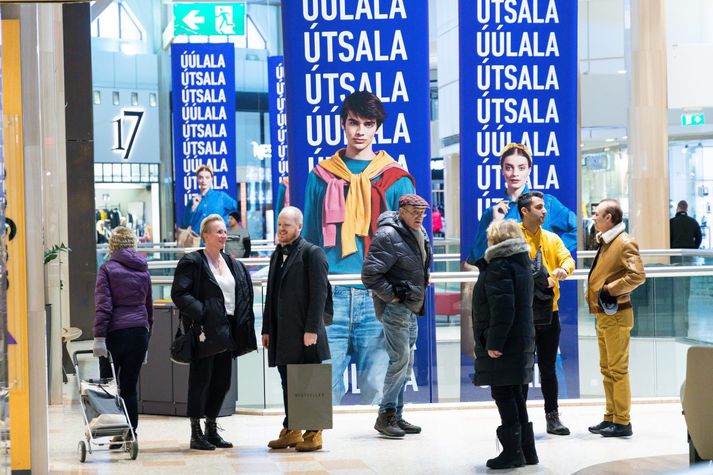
[170,318,196,365]
[170,252,202,364]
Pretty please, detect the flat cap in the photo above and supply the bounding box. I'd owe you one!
[399,194,429,209]
[598,287,619,316]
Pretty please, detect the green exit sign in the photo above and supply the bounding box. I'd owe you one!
[681,113,705,126]
[174,3,245,36]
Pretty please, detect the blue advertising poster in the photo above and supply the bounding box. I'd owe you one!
[459,0,580,400]
[268,56,289,224]
[172,43,237,231]
[282,0,435,405]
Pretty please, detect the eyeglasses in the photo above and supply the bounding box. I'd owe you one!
[401,207,428,218]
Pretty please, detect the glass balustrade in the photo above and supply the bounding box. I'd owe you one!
[139,244,713,408]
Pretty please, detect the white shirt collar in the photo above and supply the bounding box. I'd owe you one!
[598,222,626,244]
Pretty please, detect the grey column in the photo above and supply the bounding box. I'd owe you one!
[62,3,97,338]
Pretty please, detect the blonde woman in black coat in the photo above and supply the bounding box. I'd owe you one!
[472,219,536,469]
[171,214,257,451]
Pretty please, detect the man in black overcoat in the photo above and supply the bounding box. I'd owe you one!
[262,206,331,452]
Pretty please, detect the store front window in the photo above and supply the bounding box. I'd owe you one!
[669,140,713,248]
[90,0,145,41]
[581,147,630,249]
[0,16,9,468]
[91,1,160,246]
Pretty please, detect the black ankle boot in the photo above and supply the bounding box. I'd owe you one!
[486,425,525,469]
[546,411,570,435]
[190,418,216,451]
[520,422,539,465]
[205,417,233,448]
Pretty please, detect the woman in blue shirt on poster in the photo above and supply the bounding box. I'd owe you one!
[183,164,237,232]
[466,143,577,265]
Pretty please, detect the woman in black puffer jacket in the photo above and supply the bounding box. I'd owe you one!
[472,219,536,469]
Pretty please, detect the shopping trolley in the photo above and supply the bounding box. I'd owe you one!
[72,349,138,462]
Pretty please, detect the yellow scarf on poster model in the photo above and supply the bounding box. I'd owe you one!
[318,150,396,257]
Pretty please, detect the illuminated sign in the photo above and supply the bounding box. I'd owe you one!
[112,108,144,160]
[250,141,271,161]
[173,3,245,36]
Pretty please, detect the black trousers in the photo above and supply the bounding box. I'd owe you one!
[491,384,529,427]
[277,365,289,428]
[187,350,233,418]
[99,327,149,431]
[534,311,561,413]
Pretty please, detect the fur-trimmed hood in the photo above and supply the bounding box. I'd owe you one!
[485,238,530,263]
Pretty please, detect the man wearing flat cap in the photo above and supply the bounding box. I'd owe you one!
[586,199,645,438]
[362,194,433,438]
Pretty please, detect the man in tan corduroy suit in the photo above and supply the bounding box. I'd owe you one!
[586,199,645,438]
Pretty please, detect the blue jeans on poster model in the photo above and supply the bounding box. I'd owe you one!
[326,286,389,405]
[378,302,418,418]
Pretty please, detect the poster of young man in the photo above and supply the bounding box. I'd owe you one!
[281,0,435,405]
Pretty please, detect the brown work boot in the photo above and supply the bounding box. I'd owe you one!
[267,428,303,449]
[295,430,322,452]
[374,410,405,438]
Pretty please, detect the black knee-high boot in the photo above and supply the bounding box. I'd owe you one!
[520,422,539,465]
[190,417,216,451]
[486,425,526,469]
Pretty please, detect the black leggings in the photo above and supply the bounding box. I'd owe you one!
[99,327,149,431]
[491,384,529,427]
[187,350,233,418]
[535,312,561,413]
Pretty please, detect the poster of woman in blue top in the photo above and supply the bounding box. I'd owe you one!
[466,144,577,264]
[461,143,578,404]
[182,164,237,232]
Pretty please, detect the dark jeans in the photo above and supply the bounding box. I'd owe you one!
[99,327,149,431]
[534,311,560,413]
[187,350,232,418]
[491,384,529,427]
[277,365,289,428]
[277,347,321,430]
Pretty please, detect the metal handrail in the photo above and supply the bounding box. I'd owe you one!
[146,253,459,268]
[149,257,270,269]
[577,248,713,258]
[151,265,713,286]
[103,243,713,259]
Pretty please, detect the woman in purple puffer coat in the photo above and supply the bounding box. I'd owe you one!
[93,226,153,439]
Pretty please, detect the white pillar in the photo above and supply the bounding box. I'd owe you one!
[628,0,670,248]
[39,5,70,407]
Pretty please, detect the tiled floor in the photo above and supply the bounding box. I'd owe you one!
[49,400,702,474]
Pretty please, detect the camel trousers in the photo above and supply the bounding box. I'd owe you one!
[596,307,633,425]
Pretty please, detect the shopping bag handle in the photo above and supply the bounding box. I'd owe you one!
[301,344,321,364]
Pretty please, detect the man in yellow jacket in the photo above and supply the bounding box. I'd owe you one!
[517,191,575,436]
[586,199,645,438]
